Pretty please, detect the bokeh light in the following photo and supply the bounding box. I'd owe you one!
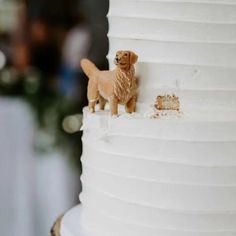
[0,51,6,70]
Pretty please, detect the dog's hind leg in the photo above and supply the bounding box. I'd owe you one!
[110,96,118,116]
[87,79,98,113]
[89,100,97,113]
[99,95,107,110]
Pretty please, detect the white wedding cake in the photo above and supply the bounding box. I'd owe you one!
[60,0,236,236]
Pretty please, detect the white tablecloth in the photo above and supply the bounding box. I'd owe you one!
[0,99,35,236]
[0,99,79,236]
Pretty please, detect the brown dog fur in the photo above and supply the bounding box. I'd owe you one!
[80,50,138,115]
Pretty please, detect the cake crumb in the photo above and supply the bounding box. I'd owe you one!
[150,94,182,119]
[155,94,180,111]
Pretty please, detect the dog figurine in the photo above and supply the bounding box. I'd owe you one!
[80,50,138,115]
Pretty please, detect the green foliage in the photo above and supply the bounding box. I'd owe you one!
[0,67,82,172]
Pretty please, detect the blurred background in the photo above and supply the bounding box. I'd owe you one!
[0,0,108,235]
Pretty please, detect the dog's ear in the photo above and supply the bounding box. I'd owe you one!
[116,50,122,56]
[130,51,138,65]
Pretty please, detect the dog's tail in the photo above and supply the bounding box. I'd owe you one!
[80,58,99,78]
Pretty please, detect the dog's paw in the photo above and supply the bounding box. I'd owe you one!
[89,108,95,113]
[111,114,119,118]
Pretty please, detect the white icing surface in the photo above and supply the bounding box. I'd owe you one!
[108,16,236,43]
[79,109,236,236]
[108,0,236,23]
[76,1,236,236]
[107,0,236,114]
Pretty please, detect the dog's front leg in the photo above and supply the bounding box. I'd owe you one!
[125,95,136,113]
[110,96,118,116]
[99,95,107,110]
[89,100,96,113]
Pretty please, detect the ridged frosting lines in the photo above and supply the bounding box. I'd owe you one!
[81,145,236,186]
[108,16,236,43]
[82,136,236,167]
[80,208,236,236]
[80,186,236,231]
[125,62,236,90]
[82,109,236,141]
[80,108,236,234]
[80,165,236,233]
[108,0,236,24]
[79,1,236,235]
[107,0,236,114]
[81,109,236,166]
[81,164,236,211]
[80,171,236,233]
[108,38,236,67]
[81,212,236,236]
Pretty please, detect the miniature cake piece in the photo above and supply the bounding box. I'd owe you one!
[80,50,138,115]
[155,95,180,111]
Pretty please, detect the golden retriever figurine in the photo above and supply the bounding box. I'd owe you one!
[80,50,138,115]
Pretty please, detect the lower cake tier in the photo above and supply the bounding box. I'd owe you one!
[60,206,87,236]
[79,108,236,236]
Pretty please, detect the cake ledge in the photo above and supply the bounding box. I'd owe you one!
[82,106,236,142]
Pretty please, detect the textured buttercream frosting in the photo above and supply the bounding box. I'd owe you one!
[79,0,236,236]
[80,108,236,236]
[108,0,236,115]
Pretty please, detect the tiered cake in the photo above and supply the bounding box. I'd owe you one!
[61,0,236,235]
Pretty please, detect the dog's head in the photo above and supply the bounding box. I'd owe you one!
[114,50,138,70]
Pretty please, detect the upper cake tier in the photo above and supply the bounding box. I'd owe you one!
[107,0,236,115]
